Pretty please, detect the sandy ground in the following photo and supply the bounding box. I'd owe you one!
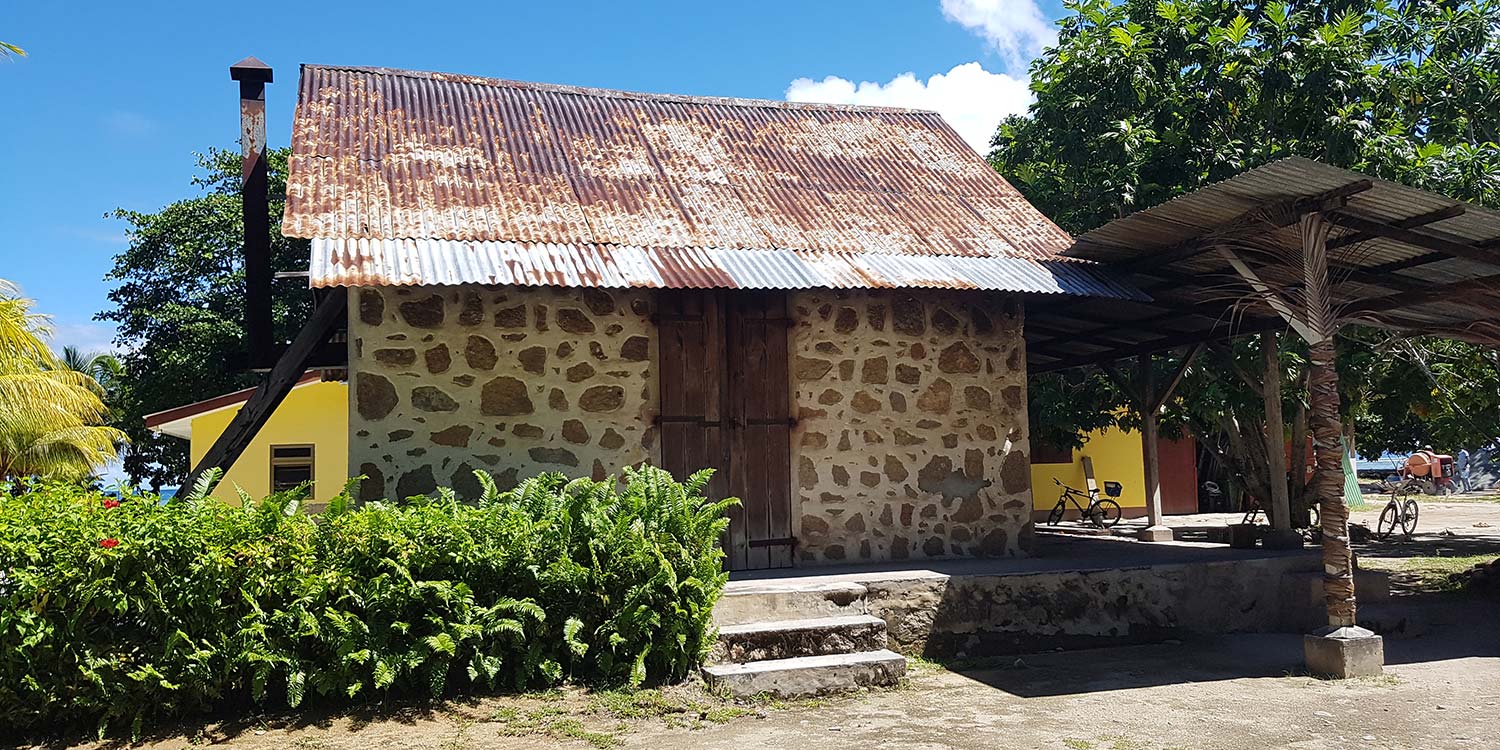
[26,503,1500,750]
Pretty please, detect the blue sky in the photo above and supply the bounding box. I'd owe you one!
[1,0,1062,352]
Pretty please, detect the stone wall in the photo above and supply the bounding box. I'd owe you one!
[789,290,1033,565]
[347,284,656,500]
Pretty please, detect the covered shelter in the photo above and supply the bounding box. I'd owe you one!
[1026,156,1500,676]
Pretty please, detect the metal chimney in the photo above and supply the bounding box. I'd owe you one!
[229,56,274,369]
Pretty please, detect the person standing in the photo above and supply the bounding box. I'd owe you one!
[1457,447,1472,493]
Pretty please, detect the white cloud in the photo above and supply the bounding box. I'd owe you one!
[941,0,1058,68]
[46,322,121,354]
[786,62,1032,153]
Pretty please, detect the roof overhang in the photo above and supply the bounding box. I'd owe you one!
[144,372,325,440]
[1027,157,1500,372]
[309,240,1147,300]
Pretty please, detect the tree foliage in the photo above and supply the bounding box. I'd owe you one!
[1001,0,1500,461]
[0,281,126,480]
[993,0,1500,232]
[99,149,310,488]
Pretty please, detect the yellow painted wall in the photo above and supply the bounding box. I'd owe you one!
[189,381,349,506]
[1030,426,1147,511]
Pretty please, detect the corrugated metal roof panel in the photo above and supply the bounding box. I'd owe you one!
[309,238,1147,299]
[288,65,1116,294]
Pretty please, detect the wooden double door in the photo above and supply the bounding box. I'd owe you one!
[656,291,793,570]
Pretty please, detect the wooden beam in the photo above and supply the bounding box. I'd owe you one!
[1218,246,1321,342]
[1026,319,1156,351]
[1100,179,1374,273]
[1341,272,1500,317]
[1262,331,1291,531]
[181,293,348,495]
[1324,203,1466,251]
[1326,210,1500,269]
[1152,342,1205,412]
[1031,314,1289,373]
[1098,362,1143,407]
[1138,352,1165,532]
[1212,343,1264,398]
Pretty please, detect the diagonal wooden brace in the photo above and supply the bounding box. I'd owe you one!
[181,292,347,496]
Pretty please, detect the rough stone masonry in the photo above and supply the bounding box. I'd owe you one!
[347,284,1034,566]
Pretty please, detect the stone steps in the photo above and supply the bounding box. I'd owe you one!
[702,649,907,698]
[709,614,889,664]
[706,580,905,697]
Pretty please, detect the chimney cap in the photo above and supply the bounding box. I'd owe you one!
[230,56,274,83]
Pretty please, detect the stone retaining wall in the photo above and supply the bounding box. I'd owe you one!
[864,553,1322,657]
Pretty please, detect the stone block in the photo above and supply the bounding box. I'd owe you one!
[1138,525,1176,542]
[1304,625,1384,678]
[709,614,888,664]
[702,650,906,698]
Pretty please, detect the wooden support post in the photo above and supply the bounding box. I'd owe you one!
[1261,331,1302,548]
[1137,352,1171,542]
[181,292,347,496]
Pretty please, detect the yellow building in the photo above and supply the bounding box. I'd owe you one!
[1030,426,1199,520]
[146,374,349,508]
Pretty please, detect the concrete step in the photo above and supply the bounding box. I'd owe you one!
[702,649,907,698]
[1358,603,1428,639]
[1279,569,1394,631]
[712,580,867,627]
[709,614,888,665]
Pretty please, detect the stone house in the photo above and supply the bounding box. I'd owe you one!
[280,64,1138,570]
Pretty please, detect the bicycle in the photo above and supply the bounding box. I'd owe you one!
[1045,478,1123,528]
[1375,475,1422,540]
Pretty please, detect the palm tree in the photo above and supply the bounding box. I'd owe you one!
[0,279,127,480]
[61,345,124,394]
[1,41,24,59]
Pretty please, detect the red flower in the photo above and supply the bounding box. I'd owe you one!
[102,499,121,509]
[99,538,119,549]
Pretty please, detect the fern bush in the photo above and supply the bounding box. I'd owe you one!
[0,465,734,737]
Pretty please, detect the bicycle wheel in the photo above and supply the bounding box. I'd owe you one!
[1400,498,1420,537]
[1047,502,1066,526]
[1376,502,1399,540]
[1089,499,1122,528]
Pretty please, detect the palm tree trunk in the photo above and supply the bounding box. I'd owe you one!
[1301,213,1356,628]
[1309,336,1355,626]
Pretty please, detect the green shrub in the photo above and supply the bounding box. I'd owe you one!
[0,465,734,737]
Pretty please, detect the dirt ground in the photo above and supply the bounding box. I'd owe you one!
[30,503,1500,750]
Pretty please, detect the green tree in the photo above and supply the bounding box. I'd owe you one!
[1003,0,1500,474]
[0,280,126,480]
[99,149,311,488]
[992,0,1500,231]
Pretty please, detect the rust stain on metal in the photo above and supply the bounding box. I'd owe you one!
[285,64,1134,297]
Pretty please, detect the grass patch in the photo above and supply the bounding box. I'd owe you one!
[490,684,765,746]
[1360,554,1495,593]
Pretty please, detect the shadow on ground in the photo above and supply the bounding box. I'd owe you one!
[934,588,1499,697]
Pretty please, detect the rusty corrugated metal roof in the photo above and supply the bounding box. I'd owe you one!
[286,65,1138,298]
